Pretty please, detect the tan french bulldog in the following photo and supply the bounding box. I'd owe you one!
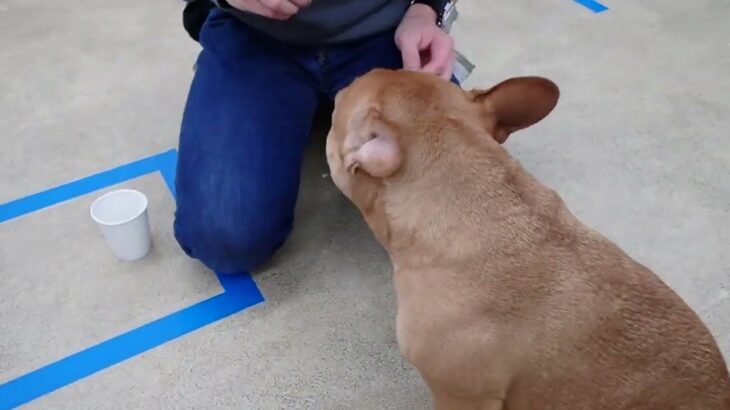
[325,69,730,409]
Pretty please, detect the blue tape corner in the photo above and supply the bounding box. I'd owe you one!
[573,0,609,13]
[0,149,264,409]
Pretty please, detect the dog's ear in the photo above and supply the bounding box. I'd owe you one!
[468,77,559,143]
[343,107,402,178]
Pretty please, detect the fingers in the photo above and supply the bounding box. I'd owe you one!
[228,0,309,20]
[250,1,290,19]
[421,34,455,80]
[288,0,311,7]
[258,0,299,18]
[397,35,423,71]
[396,24,456,80]
[442,54,455,81]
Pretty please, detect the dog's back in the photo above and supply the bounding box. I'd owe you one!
[326,69,730,409]
[496,179,730,409]
[400,142,730,409]
[467,157,730,409]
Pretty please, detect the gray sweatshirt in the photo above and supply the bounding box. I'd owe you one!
[215,0,412,45]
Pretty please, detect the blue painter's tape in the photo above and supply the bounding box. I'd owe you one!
[157,149,178,199]
[0,276,263,409]
[0,149,265,408]
[0,150,177,224]
[573,0,609,13]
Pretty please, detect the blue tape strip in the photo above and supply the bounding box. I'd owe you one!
[157,149,178,199]
[0,149,265,408]
[573,0,608,12]
[0,275,264,409]
[0,149,177,224]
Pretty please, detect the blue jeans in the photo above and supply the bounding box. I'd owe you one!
[173,9,405,273]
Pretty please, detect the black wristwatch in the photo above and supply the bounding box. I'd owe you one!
[411,0,451,27]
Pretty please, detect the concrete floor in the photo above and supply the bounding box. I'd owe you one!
[1,0,728,408]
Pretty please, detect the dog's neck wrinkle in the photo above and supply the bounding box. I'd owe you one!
[384,139,561,270]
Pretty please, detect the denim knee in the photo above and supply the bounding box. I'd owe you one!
[174,213,291,274]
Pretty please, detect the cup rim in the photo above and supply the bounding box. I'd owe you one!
[90,188,148,227]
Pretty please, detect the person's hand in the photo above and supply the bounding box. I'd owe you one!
[225,0,311,20]
[395,4,455,80]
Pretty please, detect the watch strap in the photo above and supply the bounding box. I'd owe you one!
[411,0,450,27]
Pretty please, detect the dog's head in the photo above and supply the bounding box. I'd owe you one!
[326,69,559,245]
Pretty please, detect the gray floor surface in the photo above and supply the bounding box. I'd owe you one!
[1,0,728,408]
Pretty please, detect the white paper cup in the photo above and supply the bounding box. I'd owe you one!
[90,189,151,261]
